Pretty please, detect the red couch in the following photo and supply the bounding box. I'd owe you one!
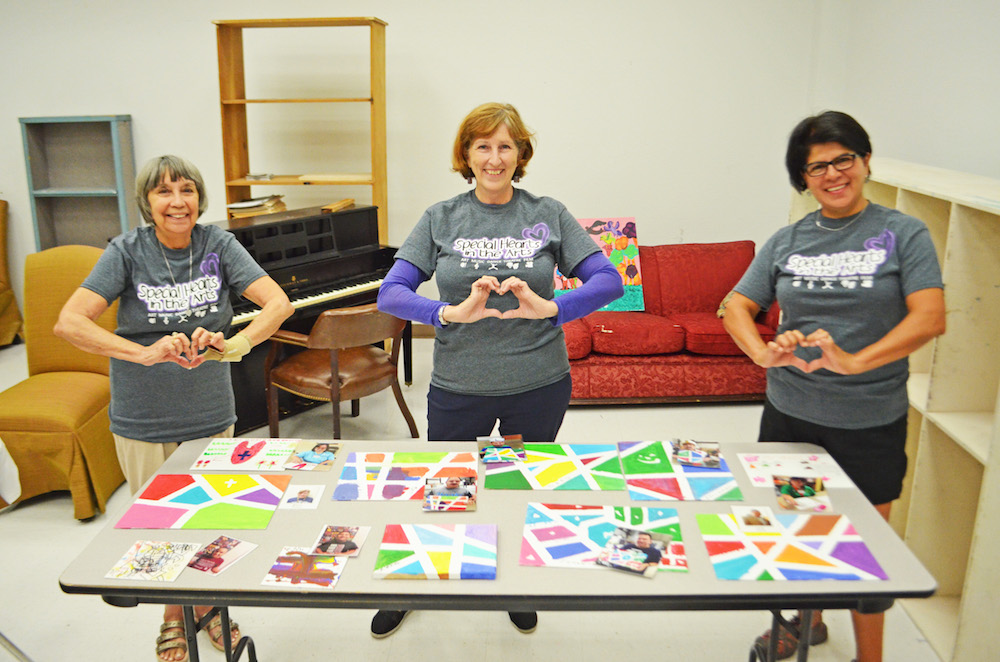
[564,241,779,403]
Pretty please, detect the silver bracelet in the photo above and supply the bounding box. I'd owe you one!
[438,305,449,326]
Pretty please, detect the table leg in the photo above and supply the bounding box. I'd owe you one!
[0,630,32,662]
[182,606,200,662]
[403,320,413,385]
[796,609,814,662]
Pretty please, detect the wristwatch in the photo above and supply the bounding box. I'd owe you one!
[438,305,449,326]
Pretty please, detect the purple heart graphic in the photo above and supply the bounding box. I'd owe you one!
[200,252,222,280]
[522,223,550,244]
[864,229,895,255]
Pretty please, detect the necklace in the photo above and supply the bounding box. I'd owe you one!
[157,238,193,301]
[814,202,870,232]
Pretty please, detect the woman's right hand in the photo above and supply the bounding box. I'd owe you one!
[441,276,504,324]
[754,329,812,371]
[141,332,199,368]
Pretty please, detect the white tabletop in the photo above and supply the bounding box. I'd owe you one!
[60,440,935,613]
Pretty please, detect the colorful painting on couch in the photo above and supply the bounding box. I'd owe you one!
[554,217,644,311]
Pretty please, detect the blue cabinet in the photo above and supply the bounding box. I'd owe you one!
[19,115,139,250]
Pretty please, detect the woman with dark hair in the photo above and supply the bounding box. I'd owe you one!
[375,102,622,638]
[723,111,945,662]
[56,155,293,661]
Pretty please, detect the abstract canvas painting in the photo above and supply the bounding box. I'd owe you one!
[554,217,644,311]
[106,540,201,581]
[190,438,301,471]
[483,443,625,490]
[520,503,687,572]
[333,452,477,501]
[373,523,497,579]
[618,441,742,501]
[261,546,345,590]
[697,512,888,581]
[114,474,291,529]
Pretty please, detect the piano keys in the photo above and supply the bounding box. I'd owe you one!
[209,204,410,433]
[231,275,384,326]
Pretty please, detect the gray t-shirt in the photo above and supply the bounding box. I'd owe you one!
[396,189,599,395]
[733,203,943,429]
[82,224,266,442]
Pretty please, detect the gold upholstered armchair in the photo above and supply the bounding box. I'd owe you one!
[0,245,124,519]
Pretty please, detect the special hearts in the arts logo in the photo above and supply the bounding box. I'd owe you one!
[231,440,266,464]
[863,229,896,255]
[521,223,550,244]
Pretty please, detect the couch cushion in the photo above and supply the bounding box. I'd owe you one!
[568,352,767,400]
[562,318,592,360]
[587,311,685,356]
[639,241,755,316]
[669,312,776,355]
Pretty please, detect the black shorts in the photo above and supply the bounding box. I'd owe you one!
[758,398,907,506]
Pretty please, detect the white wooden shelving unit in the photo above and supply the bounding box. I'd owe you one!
[790,157,1000,662]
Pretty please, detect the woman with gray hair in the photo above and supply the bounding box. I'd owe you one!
[56,155,292,661]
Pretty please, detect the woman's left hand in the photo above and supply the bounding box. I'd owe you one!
[498,277,558,320]
[800,328,859,374]
[187,327,226,368]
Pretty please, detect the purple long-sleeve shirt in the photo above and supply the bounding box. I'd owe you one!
[377,251,622,328]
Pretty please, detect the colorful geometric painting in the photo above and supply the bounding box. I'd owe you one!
[554,217,643,311]
[190,438,301,471]
[106,540,200,581]
[737,453,853,489]
[333,452,477,501]
[114,474,291,529]
[261,547,344,590]
[618,441,742,501]
[520,503,687,572]
[373,524,497,579]
[696,512,888,581]
[483,443,625,490]
[481,446,525,463]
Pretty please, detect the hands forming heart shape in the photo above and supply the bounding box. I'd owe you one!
[147,327,227,369]
[759,328,858,375]
[443,275,559,324]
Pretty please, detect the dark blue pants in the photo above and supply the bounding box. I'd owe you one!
[758,398,907,505]
[427,374,573,442]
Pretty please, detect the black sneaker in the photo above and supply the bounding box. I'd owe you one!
[508,611,537,633]
[371,610,409,638]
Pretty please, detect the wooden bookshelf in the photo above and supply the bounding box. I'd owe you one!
[214,17,388,243]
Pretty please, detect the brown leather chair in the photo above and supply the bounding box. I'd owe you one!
[265,303,419,439]
[0,245,124,519]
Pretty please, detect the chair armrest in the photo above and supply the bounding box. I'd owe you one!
[269,329,309,347]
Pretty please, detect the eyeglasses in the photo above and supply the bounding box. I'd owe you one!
[803,153,859,177]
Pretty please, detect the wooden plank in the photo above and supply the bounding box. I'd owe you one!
[213,17,386,28]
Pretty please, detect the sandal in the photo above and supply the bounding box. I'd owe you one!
[206,614,241,653]
[155,620,188,662]
[754,615,828,660]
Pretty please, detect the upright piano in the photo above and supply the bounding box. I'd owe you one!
[211,204,409,434]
